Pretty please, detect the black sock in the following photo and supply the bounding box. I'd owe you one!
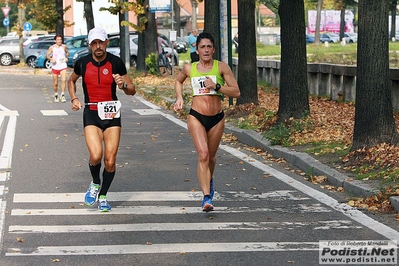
[99,169,115,196]
[89,163,101,185]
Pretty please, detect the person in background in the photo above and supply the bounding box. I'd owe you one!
[157,33,170,73]
[173,32,240,212]
[233,32,239,53]
[68,27,136,212]
[46,35,69,102]
[188,29,199,63]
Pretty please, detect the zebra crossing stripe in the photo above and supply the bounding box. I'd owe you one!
[6,242,320,256]
[12,190,308,203]
[10,204,331,216]
[40,110,68,116]
[8,220,363,233]
[13,191,204,202]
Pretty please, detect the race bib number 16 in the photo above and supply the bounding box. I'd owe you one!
[97,101,122,120]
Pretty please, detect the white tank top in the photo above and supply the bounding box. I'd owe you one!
[52,45,67,70]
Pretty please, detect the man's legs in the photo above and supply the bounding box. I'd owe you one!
[60,69,67,102]
[52,73,59,102]
[83,125,104,206]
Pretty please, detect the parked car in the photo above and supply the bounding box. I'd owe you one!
[72,34,137,67]
[24,40,54,67]
[343,32,357,43]
[0,37,27,65]
[320,33,340,43]
[65,35,88,67]
[72,33,179,68]
[35,52,52,69]
[306,34,315,43]
[174,37,188,53]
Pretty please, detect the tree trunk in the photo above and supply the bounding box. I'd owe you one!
[18,1,25,64]
[236,0,258,105]
[277,0,309,122]
[174,0,181,36]
[84,0,95,33]
[55,0,64,38]
[190,0,197,30]
[137,0,157,72]
[339,2,345,42]
[352,0,399,150]
[314,0,322,45]
[390,0,397,40]
[204,0,220,60]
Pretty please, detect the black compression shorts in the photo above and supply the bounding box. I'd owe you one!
[83,107,121,131]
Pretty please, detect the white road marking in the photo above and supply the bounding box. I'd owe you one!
[0,116,16,170]
[134,96,161,109]
[40,110,68,116]
[8,220,363,234]
[6,242,320,256]
[0,171,7,182]
[0,111,19,116]
[12,190,307,203]
[132,109,164,115]
[10,204,330,216]
[0,104,14,253]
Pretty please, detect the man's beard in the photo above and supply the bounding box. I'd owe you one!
[93,49,105,59]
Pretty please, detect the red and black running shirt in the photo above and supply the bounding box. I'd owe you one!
[74,53,127,110]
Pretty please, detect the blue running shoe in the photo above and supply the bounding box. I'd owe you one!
[202,195,214,212]
[84,182,99,206]
[210,178,214,200]
[98,195,111,212]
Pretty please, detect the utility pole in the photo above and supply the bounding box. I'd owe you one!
[170,0,175,77]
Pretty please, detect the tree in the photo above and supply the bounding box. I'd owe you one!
[136,0,157,72]
[55,0,63,37]
[315,0,322,45]
[173,0,181,36]
[190,0,198,30]
[236,0,258,105]
[203,0,220,60]
[17,0,26,64]
[82,0,94,33]
[352,0,399,150]
[28,0,72,32]
[277,0,310,122]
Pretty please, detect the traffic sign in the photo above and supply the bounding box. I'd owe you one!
[3,18,9,27]
[23,22,32,32]
[2,7,10,17]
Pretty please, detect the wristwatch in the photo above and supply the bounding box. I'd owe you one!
[215,83,221,92]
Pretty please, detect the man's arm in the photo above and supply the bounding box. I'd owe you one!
[63,45,70,62]
[45,45,54,61]
[68,72,82,111]
[112,73,136,96]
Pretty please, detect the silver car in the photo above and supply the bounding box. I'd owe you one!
[24,40,54,67]
[0,37,27,66]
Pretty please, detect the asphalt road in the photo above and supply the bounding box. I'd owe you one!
[0,73,398,266]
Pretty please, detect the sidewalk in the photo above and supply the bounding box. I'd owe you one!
[2,64,399,212]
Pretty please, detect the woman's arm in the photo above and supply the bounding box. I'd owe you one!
[218,61,240,98]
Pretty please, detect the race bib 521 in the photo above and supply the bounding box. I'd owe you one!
[97,101,121,120]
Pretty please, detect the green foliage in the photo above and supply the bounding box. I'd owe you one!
[263,112,313,146]
[263,122,291,146]
[145,53,160,75]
